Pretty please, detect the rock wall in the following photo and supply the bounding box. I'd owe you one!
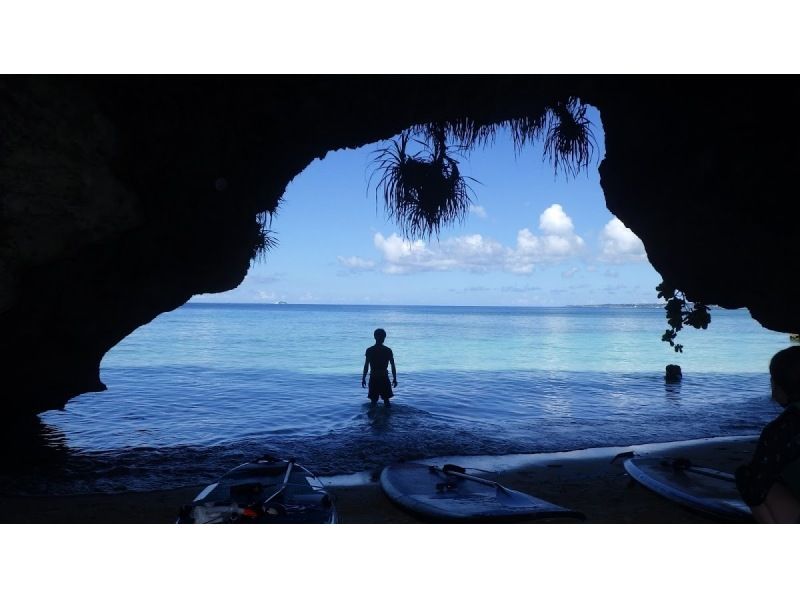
[596,77,800,331]
[1,76,798,417]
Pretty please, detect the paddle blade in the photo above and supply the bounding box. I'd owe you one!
[495,485,536,507]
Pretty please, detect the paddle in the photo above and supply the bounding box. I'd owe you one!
[420,463,586,520]
[615,453,738,483]
[664,458,737,482]
[428,464,538,507]
[262,459,295,508]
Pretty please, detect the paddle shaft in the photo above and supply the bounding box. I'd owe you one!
[686,466,736,483]
[434,466,507,491]
[263,460,295,505]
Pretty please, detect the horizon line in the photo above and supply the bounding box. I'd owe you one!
[186,300,669,309]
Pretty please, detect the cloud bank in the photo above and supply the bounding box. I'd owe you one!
[339,204,586,275]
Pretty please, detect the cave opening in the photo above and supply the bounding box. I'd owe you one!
[203,105,662,308]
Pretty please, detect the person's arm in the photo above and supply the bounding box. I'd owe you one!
[362,356,369,388]
[390,352,397,387]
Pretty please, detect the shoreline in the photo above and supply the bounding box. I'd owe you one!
[0,435,758,523]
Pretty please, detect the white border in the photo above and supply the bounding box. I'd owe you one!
[1,1,796,73]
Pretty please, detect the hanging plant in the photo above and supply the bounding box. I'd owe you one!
[543,99,597,177]
[657,282,711,352]
[370,128,475,239]
[370,98,597,240]
[250,210,278,262]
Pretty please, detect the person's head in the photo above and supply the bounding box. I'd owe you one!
[769,346,800,407]
[373,328,387,344]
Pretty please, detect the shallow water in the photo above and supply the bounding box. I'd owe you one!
[4,304,788,494]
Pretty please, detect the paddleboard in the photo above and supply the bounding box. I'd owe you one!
[623,456,752,522]
[177,456,337,523]
[380,462,585,522]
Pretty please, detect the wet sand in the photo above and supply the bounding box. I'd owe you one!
[0,436,757,524]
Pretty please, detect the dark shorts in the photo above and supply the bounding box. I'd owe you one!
[368,372,393,400]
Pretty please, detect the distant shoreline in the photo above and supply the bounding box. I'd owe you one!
[185,301,671,309]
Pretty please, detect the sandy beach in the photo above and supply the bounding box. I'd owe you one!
[0,436,757,524]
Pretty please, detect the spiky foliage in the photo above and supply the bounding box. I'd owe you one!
[251,210,278,262]
[370,97,597,240]
[543,99,597,177]
[508,113,550,154]
[412,119,501,151]
[370,130,476,239]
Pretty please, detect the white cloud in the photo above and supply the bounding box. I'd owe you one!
[469,205,488,219]
[506,204,585,273]
[355,203,586,275]
[337,255,376,270]
[599,217,647,263]
[539,204,574,235]
[562,267,580,279]
[372,232,506,274]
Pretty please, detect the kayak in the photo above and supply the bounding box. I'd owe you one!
[177,455,337,524]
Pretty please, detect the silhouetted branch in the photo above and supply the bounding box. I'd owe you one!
[656,282,711,352]
[252,210,278,262]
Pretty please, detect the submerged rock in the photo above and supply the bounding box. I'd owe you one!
[665,364,683,383]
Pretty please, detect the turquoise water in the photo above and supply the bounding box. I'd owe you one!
[20,304,790,493]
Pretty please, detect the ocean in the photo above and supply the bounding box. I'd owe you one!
[8,303,790,494]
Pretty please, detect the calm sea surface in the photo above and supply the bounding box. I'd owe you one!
[9,304,791,494]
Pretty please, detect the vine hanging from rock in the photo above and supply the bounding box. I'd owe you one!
[657,282,711,352]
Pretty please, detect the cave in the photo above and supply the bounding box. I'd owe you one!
[1,75,798,418]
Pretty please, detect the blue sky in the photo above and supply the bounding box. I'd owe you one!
[194,107,662,306]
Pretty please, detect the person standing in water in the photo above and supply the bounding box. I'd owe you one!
[735,346,800,523]
[362,328,397,406]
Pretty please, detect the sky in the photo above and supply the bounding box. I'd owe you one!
[193,107,663,306]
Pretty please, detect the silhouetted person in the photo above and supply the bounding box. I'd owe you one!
[665,364,682,383]
[362,328,397,406]
[735,346,800,523]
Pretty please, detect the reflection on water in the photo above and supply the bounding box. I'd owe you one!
[664,381,682,399]
[366,403,393,433]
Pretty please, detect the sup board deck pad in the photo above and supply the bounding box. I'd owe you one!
[178,456,337,524]
[380,462,585,522]
[623,456,752,523]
